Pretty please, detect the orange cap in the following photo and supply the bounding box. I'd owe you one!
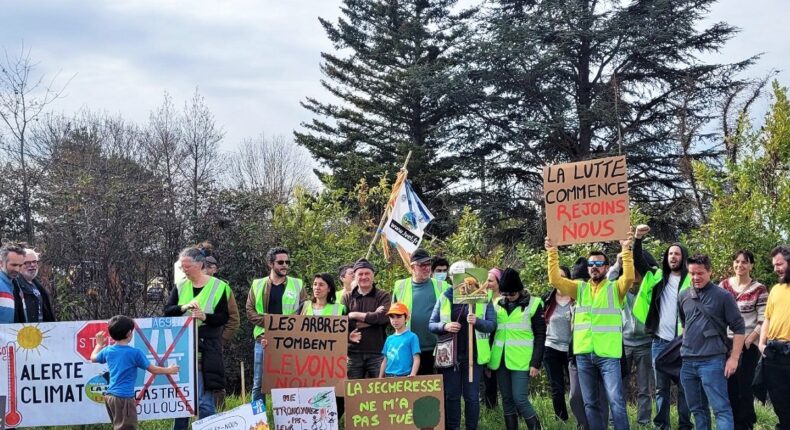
[387,302,410,317]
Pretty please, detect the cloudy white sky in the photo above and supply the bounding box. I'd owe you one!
[2,0,787,155]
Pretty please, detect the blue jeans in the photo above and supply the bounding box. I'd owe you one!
[252,341,264,403]
[652,338,693,430]
[680,356,733,430]
[496,367,536,419]
[439,359,482,430]
[173,370,215,430]
[576,353,629,430]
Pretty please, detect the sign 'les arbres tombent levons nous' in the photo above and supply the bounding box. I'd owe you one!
[543,155,630,245]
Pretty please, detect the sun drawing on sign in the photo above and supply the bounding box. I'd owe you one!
[12,324,51,357]
[249,421,269,430]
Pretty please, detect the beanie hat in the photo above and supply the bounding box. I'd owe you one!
[353,258,375,273]
[488,267,503,282]
[499,268,525,293]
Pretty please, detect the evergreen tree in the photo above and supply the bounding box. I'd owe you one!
[463,0,754,239]
[295,0,476,226]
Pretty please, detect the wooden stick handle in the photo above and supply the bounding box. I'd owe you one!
[468,305,474,383]
[240,361,246,404]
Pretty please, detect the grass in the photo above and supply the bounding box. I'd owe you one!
[30,393,779,430]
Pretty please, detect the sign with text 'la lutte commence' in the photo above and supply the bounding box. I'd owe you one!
[543,156,630,245]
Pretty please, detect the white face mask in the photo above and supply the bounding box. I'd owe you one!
[433,272,448,282]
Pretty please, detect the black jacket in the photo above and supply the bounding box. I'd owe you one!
[13,278,56,323]
[164,281,230,390]
[634,239,689,336]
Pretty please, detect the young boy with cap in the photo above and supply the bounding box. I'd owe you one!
[379,302,421,378]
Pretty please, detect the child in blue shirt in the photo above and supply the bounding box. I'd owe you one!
[379,302,421,377]
[91,315,179,430]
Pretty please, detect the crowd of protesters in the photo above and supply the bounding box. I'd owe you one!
[2,224,790,430]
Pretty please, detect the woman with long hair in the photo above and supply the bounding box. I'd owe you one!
[720,249,768,430]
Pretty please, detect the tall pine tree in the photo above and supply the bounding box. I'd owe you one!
[295,0,476,224]
[462,0,754,239]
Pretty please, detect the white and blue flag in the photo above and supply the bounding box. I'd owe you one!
[382,179,434,254]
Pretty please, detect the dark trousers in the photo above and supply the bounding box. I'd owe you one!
[347,352,384,379]
[544,346,570,421]
[482,368,498,409]
[727,345,759,430]
[418,350,436,375]
[440,358,482,430]
[765,344,790,430]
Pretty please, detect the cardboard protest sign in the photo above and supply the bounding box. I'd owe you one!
[191,399,269,430]
[263,315,349,394]
[543,155,630,245]
[271,387,339,430]
[0,317,195,427]
[345,375,444,429]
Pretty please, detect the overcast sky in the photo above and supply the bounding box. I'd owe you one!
[1,0,787,155]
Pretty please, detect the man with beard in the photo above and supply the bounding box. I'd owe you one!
[246,246,307,404]
[546,228,634,430]
[758,246,790,429]
[0,243,25,323]
[631,225,694,430]
[13,247,55,322]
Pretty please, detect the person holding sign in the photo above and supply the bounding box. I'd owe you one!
[545,229,634,430]
[300,273,347,316]
[379,303,421,377]
[393,248,446,374]
[165,245,233,429]
[489,268,546,430]
[245,246,307,404]
[428,275,496,430]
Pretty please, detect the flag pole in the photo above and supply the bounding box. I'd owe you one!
[365,151,413,260]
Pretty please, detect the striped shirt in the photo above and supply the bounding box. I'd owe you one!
[0,271,16,323]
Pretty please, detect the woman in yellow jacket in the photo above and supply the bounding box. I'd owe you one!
[489,268,547,430]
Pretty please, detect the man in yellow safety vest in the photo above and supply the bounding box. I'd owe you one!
[393,248,446,374]
[245,246,307,404]
[545,229,634,430]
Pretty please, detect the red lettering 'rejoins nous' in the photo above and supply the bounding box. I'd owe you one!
[555,199,626,222]
[561,219,616,242]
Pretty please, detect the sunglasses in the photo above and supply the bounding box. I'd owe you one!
[500,291,519,297]
[587,261,607,267]
[275,260,291,266]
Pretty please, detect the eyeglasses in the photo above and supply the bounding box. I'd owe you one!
[500,291,519,297]
[275,260,290,266]
[23,260,39,266]
[587,261,607,267]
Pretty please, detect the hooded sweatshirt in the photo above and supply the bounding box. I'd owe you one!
[633,239,689,339]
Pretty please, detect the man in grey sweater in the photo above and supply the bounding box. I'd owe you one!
[679,254,745,430]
